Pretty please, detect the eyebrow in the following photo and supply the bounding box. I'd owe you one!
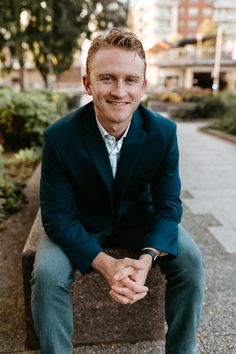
[97,73,142,79]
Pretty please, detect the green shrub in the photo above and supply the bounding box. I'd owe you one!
[0,175,25,220]
[0,144,25,221]
[7,147,41,167]
[0,88,67,150]
[174,94,226,120]
[25,89,68,116]
[210,102,236,135]
[0,145,40,222]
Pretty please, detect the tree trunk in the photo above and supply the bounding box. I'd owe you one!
[16,42,26,91]
[41,72,49,88]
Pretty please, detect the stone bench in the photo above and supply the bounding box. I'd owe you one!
[22,210,166,350]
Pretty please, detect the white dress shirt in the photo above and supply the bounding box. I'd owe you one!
[96,118,130,178]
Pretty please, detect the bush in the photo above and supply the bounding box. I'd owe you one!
[0,88,68,150]
[0,144,24,221]
[174,94,226,120]
[0,145,41,222]
[25,89,68,116]
[0,174,25,221]
[210,102,236,135]
[148,92,183,103]
[7,147,41,167]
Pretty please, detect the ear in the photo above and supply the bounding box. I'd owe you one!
[83,75,92,95]
[141,79,147,97]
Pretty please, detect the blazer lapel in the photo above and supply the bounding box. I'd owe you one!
[82,106,114,207]
[114,109,146,207]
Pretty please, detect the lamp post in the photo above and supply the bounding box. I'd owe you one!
[212,26,223,93]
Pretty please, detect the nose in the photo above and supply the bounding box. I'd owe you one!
[110,80,126,98]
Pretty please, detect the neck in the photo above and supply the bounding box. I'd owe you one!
[97,120,131,140]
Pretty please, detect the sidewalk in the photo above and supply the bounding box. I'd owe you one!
[1,122,236,354]
[178,121,236,354]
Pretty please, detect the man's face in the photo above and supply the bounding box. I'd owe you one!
[83,47,147,128]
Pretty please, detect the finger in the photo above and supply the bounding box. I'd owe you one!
[122,277,149,293]
[109,289,132,305]
[114,266,134,281]
[123,257,145,270]
[112,286,147,303]
[111,285,148,302]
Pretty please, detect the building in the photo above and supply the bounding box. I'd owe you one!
[131,0,236,92]
[213,0,236,48]
[178,0,214,37]
[132,0,180,51]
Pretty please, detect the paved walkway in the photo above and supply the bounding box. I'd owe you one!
[178,121,236,354]
[1,122,236,353]
[178,121,236,254]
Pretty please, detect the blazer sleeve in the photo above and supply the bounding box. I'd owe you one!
[40,130,102,275]
[142,123,183,257]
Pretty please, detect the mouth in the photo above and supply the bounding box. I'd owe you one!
[106,100,130,106]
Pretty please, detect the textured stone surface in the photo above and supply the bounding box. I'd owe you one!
[22,212,165,350]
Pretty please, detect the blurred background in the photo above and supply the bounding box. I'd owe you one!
[1,0,236,223]
[0,2,236,353]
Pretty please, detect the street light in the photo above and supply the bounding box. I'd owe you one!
[212,26,223,94]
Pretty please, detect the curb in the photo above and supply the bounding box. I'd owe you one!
[198,127,236,145]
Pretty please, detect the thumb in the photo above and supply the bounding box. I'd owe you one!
[123,257,145,270]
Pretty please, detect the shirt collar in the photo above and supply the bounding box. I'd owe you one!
[96,117,130,141]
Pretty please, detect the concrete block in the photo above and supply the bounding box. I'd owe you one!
[22,211,165,350]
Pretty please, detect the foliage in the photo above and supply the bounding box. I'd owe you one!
[0,144,24,221]
[7,147,41,167]
[173,94,226,121]
[0,174,25,221]
[0,145,41,222]
[151,92,183,103]
[181,89,212,102]
[0,0,28,90]
[0,88,65,149]
[0,0,128,88]
[210,102,236,136]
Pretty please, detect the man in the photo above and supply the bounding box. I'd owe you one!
[31,28,204,354]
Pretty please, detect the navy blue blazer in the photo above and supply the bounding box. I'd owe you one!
[40,102,183,274]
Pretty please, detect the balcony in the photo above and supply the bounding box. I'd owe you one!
[152,46,235,68]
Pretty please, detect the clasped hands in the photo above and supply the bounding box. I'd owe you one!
[92,252,152,305]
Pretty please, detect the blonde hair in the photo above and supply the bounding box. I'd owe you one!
[86,28,146,78]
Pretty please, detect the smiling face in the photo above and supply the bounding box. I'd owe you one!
[83,47,147,137]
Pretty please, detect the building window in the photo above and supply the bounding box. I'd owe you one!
[188,7,199,16]
[203,8,212,17]
[158,20,171,28]
[188,20,198,29]
[159,7,171,16]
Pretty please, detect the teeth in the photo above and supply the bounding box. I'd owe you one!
[108,101,127,105]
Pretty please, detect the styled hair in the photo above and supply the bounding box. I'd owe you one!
[86,28,146,78]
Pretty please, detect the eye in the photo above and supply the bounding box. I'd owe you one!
[101,75,113,82]
[126,77,138,84]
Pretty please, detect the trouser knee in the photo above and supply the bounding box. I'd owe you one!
[31,235,75,294]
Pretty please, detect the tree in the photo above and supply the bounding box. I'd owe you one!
[0,0,30,90]
[0,0,128,89]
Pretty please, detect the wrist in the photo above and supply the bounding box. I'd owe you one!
[92,251,115,275]
[139,254,152,271]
